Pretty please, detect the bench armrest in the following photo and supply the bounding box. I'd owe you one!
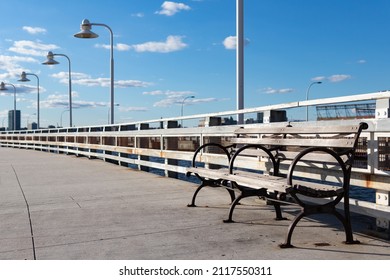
[191,142,232,168]
[228,144,278,175]
[286,146,348,199]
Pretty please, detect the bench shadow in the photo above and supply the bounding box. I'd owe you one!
[292,241,390,258]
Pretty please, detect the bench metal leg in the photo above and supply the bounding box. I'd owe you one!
[279,199,360,248]
[187,180,236,207]
[279,210,305,248]
[223,188,284,223]
[187,182,206,207]
[272,201,286,221]
[223,194,244,223]
[333,209,360,245]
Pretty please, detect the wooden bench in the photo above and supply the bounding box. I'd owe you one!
[186,122,368,248]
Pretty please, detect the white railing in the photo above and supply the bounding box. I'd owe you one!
[1,91,390,231]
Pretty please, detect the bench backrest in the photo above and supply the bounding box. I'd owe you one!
[232,123,367,149]
[228,122,368,178]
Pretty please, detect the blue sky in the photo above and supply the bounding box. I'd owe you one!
[1,0,390,127]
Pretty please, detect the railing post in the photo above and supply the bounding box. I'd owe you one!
[117,125,132,167]
[375,98,390,119]
[164,120,178,178]
[375,98,390,235]
[376,190,390,234]
[262,110,287,123]
[204,117,222,170]
[204,116,221,127]
[138,123,149,172]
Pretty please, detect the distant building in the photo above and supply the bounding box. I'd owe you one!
[28,122,38,130]
[221,117,237,126]
[8,110,21,131]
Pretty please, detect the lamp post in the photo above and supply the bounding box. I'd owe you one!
[180,95,195,127]
[42,51,73,127]
[18,72,40,128]
[74,19,115,124]
[306,81,322,121]
[0,82,17,130]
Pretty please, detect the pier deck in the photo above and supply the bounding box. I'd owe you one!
[0,148,389,260]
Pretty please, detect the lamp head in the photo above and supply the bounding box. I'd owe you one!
[0,82,6,91]
[18,71,31,82]
[42,51,59,65]
[74,19,99,39]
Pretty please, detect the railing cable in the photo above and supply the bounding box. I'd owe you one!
[11,165,37,260]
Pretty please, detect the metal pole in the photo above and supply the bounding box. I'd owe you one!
[28,74,40,128]
[74,20,115,125]
[52,54,72,127]
[237,0,244,124]
[92,23,114,124]
[12,86,16,130]
[180,96,194,127]
[306,81,322,121]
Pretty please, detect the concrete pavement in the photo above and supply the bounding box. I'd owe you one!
[0,147,389,260]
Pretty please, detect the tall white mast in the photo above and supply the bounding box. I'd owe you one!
[236,0,244,124]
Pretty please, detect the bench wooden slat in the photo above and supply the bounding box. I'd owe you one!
[276,151,349,163]
[232,137,356,148]
[233,149,349,163]
[234,125,363,135]
[186,167,230,180]
[226,173,288,193]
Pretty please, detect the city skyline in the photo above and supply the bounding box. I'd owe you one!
[1,0,390,127]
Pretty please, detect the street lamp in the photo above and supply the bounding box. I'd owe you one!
[42,51,73,127]
[18,71,40,128]
[74,19,115,124]
[306,81,322,121]
[181,95,195,127]
[0,82,17,130]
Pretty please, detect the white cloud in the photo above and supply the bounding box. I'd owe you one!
[357,59,367,64]
[51,72,90,82]
[143,90,165,96]
[0,55,39,79]
[131,35,187,53]
[156,1,191,16]
[327,74,352,83]
[9,40,59,56]
[144,90,220,108]
[95,43,131,51]
[41,94,108,109]
[144,90,194,97]
[131,12,145,18]
[51,72,151,88]
[72,77,129,87]
[22,26,47,35]
[119,106,149,112]
[223,36,250,50]
[97,36,189,53]
[144,90,195,107]
[262,87,294,94]
[311,76,326,82]
[312,74,352,83]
